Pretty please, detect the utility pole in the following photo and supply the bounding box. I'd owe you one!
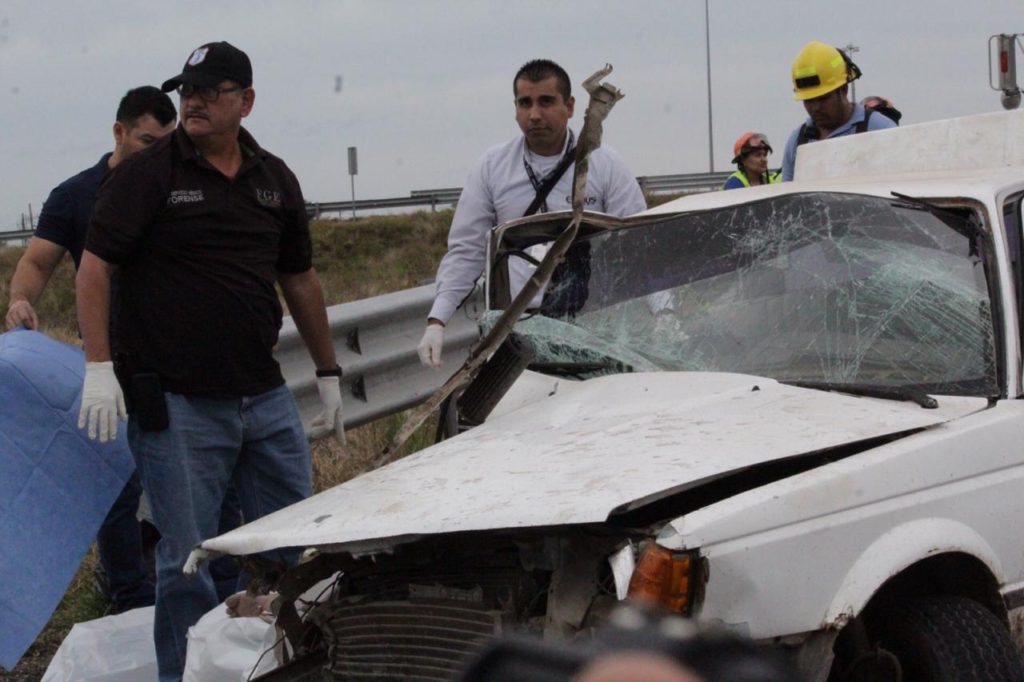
[704,0,714,172]
[842,43,860,102]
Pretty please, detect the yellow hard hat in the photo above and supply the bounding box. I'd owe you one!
[791,41,860,100]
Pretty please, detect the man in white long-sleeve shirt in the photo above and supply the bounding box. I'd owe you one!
[418,59,646,368]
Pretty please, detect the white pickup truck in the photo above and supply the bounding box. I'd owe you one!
[194,111,1024,681]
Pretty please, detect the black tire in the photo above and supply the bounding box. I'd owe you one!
[877,595,1024,681]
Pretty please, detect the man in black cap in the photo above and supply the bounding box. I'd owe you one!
[75,41,344,681]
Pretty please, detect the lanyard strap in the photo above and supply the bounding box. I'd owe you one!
[521,129,576,217]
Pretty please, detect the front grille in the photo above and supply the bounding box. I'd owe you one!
[304,539,550,680]
[315,599,502,681]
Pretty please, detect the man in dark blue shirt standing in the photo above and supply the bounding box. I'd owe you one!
[6,87,176,330]
[5,86,176,614]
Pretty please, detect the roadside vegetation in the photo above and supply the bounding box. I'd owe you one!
[0,210,451,680]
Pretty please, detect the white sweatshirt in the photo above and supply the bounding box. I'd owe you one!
[429,130,647,323]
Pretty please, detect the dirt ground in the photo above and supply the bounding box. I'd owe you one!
[1,653,51,681]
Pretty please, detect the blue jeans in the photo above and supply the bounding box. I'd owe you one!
[95,470,155,613]
[210,484,244,602]
[128,385,312,682]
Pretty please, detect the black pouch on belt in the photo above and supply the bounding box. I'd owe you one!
[129,372,170,432]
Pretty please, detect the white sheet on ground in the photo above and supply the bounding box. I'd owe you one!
[40,602,276,682]
[41,565,338,680]
[183,602,275,682]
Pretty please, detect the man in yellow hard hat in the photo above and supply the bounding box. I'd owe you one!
[780,41,897,181]
[722,132,781,190]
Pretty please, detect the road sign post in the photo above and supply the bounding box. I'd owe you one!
[348,146,358,218]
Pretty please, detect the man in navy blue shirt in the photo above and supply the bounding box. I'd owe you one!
[6,87,176,330]
[5,86,176,613]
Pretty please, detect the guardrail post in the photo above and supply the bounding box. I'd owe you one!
[346,328,362,354]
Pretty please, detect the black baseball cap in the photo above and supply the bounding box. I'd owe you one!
[161,41,252,92]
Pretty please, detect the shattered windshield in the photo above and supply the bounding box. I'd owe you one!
[487,192,998,396]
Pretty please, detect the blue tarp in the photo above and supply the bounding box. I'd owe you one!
[0,329,134,671]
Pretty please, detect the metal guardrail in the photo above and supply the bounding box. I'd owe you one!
[410,188,462,200]
[636,172,731,193]
[305,171,730,219]
[307,187,464,218]
[306,195,451,217]
[1,172,731,245]
[2,229,33,242]
[279,283,484,431]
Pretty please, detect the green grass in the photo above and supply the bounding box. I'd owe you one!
[310,211,452,304]
[0,244,79,342]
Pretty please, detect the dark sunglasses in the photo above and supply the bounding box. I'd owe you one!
[176,83,243,103]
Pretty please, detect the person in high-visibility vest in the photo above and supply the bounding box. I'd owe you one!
[722,132,781,190]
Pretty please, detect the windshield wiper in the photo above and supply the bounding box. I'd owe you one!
[890,191,961,217]
[528,360,634,378]
[890,191,981,244]
[782,380,939,409]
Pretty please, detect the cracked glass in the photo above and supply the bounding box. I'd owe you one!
[487,192,998,396]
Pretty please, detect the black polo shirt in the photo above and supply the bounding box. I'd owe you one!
[86,126,312,398]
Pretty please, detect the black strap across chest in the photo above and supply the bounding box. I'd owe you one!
[522,130,576,217]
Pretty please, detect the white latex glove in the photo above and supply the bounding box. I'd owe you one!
[309,375,346,446]
[78,360,127,443]
[417,323,444,369]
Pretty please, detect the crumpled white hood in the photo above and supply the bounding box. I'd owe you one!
[199,372,985,557]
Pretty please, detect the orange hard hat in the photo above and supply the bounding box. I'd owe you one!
[732,132,772,163]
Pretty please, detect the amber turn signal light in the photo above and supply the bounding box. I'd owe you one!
[627,544,699,615]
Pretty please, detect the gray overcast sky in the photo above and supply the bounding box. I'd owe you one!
[1,1,1021,229]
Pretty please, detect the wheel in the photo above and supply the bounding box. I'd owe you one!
[876,595,1024,681]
